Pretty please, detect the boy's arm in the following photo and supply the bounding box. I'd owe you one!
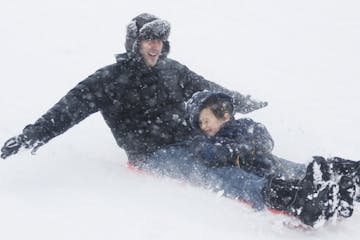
[222,120,274,162]
[188,119,275,168]
[225,120,274,157]
[190,136,236,167]
[199,120,274,167]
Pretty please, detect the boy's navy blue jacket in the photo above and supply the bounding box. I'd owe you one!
[190,118,275,175]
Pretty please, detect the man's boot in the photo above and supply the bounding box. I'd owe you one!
[263,157,355,227]
[337,175,355,217]
[325,156,360,201]
[311,156,356,218]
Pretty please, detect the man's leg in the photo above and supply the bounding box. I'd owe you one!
[268,154,307,179]
[138,147,352,227]
[140,145,267,209]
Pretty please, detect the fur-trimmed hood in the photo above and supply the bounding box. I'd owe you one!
[125,13,171,58]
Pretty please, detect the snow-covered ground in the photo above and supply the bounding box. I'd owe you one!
[1,0,360,239]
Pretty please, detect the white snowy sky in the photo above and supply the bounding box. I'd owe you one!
[1,0,360,239]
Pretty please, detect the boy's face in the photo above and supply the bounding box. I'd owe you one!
[198,107,230,136]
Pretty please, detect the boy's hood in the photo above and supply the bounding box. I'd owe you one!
[185,90,233,130]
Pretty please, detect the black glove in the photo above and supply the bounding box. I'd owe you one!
[1,135,25,159]
[1,134,43,159]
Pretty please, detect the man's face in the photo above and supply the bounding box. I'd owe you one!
[198,107,230,137]
[139,39,163,67]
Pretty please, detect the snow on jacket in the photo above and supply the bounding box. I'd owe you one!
[21,54,267,161]
[185,91,274,174]
[190,119,274,168]
[20,13,267,162]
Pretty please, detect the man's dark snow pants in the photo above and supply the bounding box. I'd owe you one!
[132,145,306,210]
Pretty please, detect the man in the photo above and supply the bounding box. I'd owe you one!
[1,13,267,163]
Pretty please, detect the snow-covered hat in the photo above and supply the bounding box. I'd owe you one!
[125,13,171,57]
[186,91,234,130]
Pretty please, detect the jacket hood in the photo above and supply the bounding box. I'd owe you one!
[186,90,234,130]
[125,13,171,58]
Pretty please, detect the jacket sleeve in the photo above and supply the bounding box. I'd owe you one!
[179,65,268,114]
[223,120,274,159]
[22,65,118,146]
[221,120,275,173]
[189,135,235,167]
[189,119,274,168]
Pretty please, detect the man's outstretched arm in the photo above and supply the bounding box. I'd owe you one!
[180,65,268,114]
[1,66,117,159]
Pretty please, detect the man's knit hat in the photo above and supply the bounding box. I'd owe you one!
[125,13,171,57]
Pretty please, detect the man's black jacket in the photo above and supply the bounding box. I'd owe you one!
[22,54,266,161]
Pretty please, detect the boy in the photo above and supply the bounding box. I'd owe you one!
[187,91,305,178]
[183,90,359,227]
